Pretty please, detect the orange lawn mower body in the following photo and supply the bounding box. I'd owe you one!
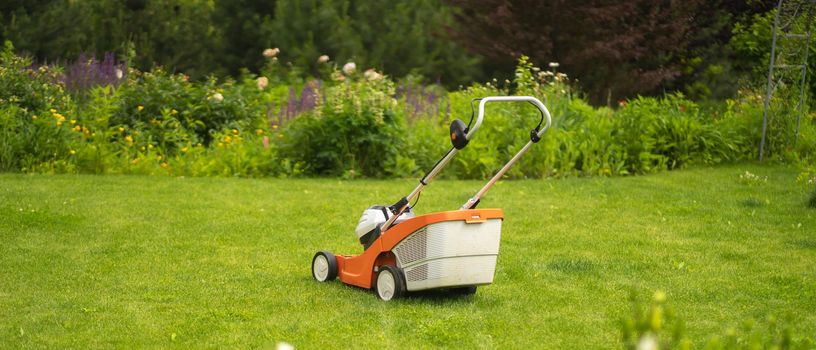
[311,96,552,301]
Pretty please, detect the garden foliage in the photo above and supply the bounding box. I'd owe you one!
[622,291,814,350]
[1,43,813,179]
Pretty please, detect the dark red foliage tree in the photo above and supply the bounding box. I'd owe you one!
[449,0,704,104]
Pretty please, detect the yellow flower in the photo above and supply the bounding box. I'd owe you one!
[653,291,667,303]
[56,121,62,126]
[140,146,146,151]
[170,109,178,115]
[91,132,96,137]
[217,142,224,147]
[73,125,81,132]
[181,147,188,153]
[70,119,76,125]
[232,129,239,135]
[224,136,232,143]
[118,127,124,132]
[49,109,57,113]
[255,129,264,135]
[148,144,154,149]
[32,115,38,120]
[272,124,278,130]
[161,162,168,169]
[137,105,144,112]
[82,127,89,134]
[156,155,162,161]
[69,150,76,155]
[125,136,133,143]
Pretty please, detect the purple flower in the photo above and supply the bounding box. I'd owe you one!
[60,52,125,94]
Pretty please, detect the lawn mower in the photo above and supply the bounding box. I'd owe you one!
[311,96,553,301]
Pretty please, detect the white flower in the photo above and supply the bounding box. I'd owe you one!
[317,55,330,64]
[549,62,560,68]
[115,68,123,79]
[342,62,356,75]
[636,333,658,350]
[210,93,224,102]
[276,342,294,350]
[256,76,269,90]
[263,48,280,58]
[363,68,382,81]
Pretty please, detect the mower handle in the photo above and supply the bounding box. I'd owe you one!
[467,96,552,141]
[460,96,553,210]
[382,96,552,232]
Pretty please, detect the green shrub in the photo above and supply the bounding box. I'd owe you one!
[170,128,280,177]
[112,68,257,147]
[278,75,405,177]
[0,47,808,179]
[0,41,72,114]
[622,291,814,349]
[0,41,81,172]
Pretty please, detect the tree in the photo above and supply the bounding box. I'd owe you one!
[448,0,772,104]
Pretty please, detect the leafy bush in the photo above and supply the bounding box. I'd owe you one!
[0,41,72,114]
[278,75,405,177]
[622,291,814,349]
[0,41,81,172]
[111,68,257,147]
[1,47,811,179]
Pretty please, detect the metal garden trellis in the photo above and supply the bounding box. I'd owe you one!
[760,0,815,161]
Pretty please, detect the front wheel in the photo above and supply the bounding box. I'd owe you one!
[312,251,338,282]
[375,265,406,301]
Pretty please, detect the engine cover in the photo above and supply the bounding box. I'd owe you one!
[355,205,414,239]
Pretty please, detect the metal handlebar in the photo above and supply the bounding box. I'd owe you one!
[381,96,553,232]
[467,96,552,140]
[461,96,553,209]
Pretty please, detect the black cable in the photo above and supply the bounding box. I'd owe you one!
[409,191,421,210]
[420,147,454,185]
[527,100,545,131]
[466,98,482,130]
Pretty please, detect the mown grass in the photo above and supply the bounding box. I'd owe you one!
[1,163,814,348]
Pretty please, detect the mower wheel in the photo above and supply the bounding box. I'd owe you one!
[451,286,477,295]
[312,251,338,282]
[375,265,406,301]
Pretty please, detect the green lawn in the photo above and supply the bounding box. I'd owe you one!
[1,164,814,348]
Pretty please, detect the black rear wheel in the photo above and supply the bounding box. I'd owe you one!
[312,251,338,282]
